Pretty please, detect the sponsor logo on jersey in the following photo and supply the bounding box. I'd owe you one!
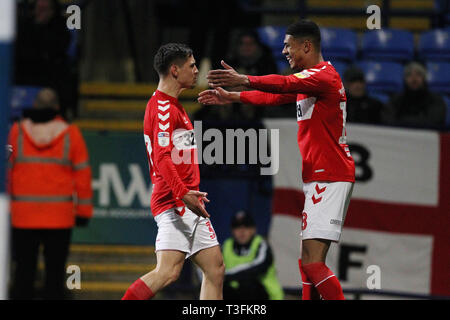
[172,129,196,150]
[294,71,310,79]
[296,97,317,121]
[158,132,170,147]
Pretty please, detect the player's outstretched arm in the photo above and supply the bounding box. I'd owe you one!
[208,60,326,94]
[182,190,210,218]
[198,87,297,107]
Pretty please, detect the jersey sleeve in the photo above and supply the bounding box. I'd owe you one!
[247,66,331,94]
[240,90,297,106]
[151,104,189,200]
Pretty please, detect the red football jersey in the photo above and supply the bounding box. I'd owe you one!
[241,61,355,183]
[143,90,200,216]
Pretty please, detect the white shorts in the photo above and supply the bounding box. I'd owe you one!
[154,206,219,259]
[301,181,354,242]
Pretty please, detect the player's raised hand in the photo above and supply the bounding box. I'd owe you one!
[182,190,210,218]
[207,60,250,88]
[198,87,239,105]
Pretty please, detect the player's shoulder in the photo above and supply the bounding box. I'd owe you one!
[293,61,336,80]
[147,92,179,115]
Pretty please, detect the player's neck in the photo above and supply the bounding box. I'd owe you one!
[156,79,184,100]
[303,53,324,70]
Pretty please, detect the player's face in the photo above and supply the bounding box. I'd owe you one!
[176,55,199,89]
[282,34,308,71]
[232,226,257,245]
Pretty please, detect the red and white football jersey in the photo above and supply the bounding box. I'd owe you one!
[241,61,355,183]
[143,90,200,216]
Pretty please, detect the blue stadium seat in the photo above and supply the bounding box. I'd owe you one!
[330,60,348,78]
[321,28,357,61]
[10,86,42,119]
[361,29,414,62]
[257,26,287,60]
[426,62,450,94]
[418,29,450,61]
[357,61,404,93]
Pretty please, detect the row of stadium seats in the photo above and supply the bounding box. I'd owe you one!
[258,26,450,71]
[331,60,450,95]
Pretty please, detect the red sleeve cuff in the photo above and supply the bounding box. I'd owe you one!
[247,75,257,86]
[175,186,190,200]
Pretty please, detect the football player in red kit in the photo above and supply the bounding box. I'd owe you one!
[122,43,224,300]
[198,20,355,300]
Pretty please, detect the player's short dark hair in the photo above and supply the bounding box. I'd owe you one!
[153,43,193,76]
[286,20,321,50]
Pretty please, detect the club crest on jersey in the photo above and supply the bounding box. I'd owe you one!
[158,132,170,147]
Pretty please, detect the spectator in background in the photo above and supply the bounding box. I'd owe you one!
[14,0,78,119]
[222,211,284,300]
[384,62,446,129]
[7,88,92,299]
[195,29,280,121]
[343,65,384,125]
[227,29,279,78]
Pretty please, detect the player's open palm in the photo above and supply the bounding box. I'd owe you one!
[182,190,210,218]
[207,60,249,88]
[198,87,234,105]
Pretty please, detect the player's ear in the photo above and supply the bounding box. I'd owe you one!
[170,64,178,79]
[303,40,311,54]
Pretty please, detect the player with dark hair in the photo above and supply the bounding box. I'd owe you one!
[122,43,225,300]
[199,20,355,300]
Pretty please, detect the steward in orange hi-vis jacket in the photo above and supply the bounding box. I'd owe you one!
[8,117,92,228]
[7,88,92,300]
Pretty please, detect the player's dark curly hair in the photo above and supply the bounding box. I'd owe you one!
[286,19,321,50]
[153,43,193,76]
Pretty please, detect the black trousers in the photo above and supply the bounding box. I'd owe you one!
[10,228,72,300]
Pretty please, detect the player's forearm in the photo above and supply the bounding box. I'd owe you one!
[247,74,301,93]
[157,154,189,199]
[240,90,296,106]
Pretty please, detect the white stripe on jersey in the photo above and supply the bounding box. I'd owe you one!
[159,123,169,131]
[158,113,170,121]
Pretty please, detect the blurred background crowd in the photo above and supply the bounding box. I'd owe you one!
[11,0,450,130]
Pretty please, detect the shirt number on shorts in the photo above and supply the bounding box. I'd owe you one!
[302,212,308,231]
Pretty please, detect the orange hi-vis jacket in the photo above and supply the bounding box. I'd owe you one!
[7,119,93,229]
